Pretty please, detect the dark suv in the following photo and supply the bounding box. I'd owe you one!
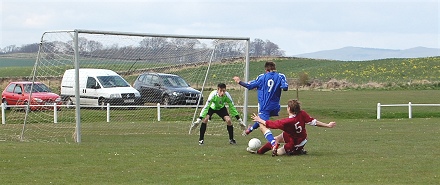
[133,72,203,105]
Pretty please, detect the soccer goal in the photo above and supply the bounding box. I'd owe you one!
[8,29,250,143]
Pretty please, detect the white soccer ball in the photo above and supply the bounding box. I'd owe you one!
[248,138,262,150]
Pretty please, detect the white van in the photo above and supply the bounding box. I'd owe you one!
[60,69,142,106]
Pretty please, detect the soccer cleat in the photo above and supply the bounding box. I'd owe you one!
[238,118,246,130]
[229,139,237,145]
[271,142,280,157]
[198,140,204,145]
[246,147,257,154]
[300,149,307,155]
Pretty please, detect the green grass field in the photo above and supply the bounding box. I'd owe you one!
[1,90,439,184]
[1,54,439,184]
[1,118,439,184]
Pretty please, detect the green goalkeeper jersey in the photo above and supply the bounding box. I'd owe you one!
[199,90,239,118]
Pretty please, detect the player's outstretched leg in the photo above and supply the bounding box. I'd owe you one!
[242,122,260,136]
[257,142,272,154]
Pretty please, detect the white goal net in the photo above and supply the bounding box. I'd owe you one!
[2,30,250,143]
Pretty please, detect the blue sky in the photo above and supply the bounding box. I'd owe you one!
[1,0,439,56]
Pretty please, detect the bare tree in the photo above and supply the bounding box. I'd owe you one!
[170,38,200,49]
[3,45,18,53]
[249,38,285,57]
[78,37,88,52]
[86,40,103,52]
[140,37,169,50]
[20,43,40,53]
[1,37,285,57]
[250,38,265,57]
[264,40,279,56]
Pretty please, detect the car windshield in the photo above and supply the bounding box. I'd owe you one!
[23,83,52,93]
[97,75,130,88]
[161,76,190,87]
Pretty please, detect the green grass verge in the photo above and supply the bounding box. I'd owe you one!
[2,90,439,126]
[1,118,439,184]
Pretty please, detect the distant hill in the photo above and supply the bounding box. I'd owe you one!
[294,46,440,61]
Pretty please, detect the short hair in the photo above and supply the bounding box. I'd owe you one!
[217,83,226,89]
[287,99,301,114]
[265,61,276,71]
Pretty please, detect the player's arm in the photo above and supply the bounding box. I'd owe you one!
[233,76,260,90]
[279,73,288,91]
[314,121,336,128]
[301,111,336,128]
[251,113,289,129]
[264,118,292,130]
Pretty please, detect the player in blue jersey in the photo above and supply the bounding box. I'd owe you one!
[233,61,288,155]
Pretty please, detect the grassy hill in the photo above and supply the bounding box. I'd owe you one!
[260,57,440,89]
[1,53,439,89]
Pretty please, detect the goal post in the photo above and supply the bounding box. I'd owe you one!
[15,29,250,143]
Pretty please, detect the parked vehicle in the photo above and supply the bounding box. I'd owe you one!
[60,68,143,107]
[133,72,203,105]
[1,81,62,111]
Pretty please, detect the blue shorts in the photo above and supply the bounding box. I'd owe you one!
[258,108,280,121]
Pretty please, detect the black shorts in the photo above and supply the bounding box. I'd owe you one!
[207,106,229,121]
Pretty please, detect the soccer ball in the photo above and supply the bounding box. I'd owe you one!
[248,138,262,150]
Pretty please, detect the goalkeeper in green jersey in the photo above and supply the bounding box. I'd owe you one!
[189,83,246,145]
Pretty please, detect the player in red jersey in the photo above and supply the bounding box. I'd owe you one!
[251,99,336,156]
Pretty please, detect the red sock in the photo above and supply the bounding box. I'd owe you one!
[257,142,272,154]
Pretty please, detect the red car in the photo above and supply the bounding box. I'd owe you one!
[1,81,62,111]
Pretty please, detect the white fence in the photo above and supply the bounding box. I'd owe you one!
[376,102,440,119]
[1,103,262,124]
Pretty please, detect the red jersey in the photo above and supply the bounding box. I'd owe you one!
[265,110,316,140]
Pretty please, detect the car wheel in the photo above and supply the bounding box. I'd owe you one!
[98,98,106,110]
[66,98,74,109]
[23,100,31,111]
[162,96,170,107]
[2,99,10,110]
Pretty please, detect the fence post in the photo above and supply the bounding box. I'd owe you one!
[107,103,110,123]
[53,103,58,123]
[377,103,381,120]
[1,103,5,124]
[408,102,412,119]
[157,103,161,121]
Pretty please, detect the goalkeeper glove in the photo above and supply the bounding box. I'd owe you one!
[238,118,246,130]
[194,118,202,124]
[189,118,202,134]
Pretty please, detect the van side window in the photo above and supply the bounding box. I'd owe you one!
[86,77,99,89]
